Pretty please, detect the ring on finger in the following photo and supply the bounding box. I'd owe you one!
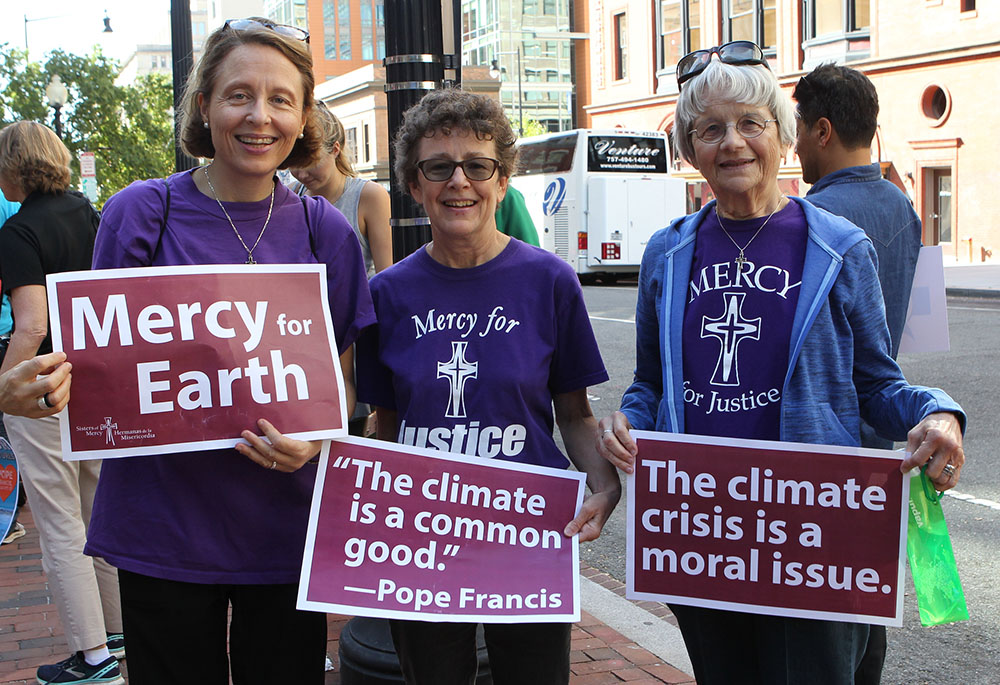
[602,429,614,435]
[37,396,48,411]
[269,460,277,470]
[942,463,956,479]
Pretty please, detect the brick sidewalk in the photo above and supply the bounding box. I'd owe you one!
[1,506,693,684]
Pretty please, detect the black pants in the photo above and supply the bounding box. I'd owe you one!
[389,620,571,685]
[119,569,327,685]
[670,604,868,685]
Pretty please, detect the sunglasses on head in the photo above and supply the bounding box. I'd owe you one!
[223,17,310,44]
[676,41,768,86]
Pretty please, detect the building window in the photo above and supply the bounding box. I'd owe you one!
[613,12,628,80]
[323,0,337,59]
[658,0,701,72]
[363,123,370,163]
[961,0,975,10]
[724,0,776,50]
[346,128,359,165]
[803,0,870,40]
[361,1,373,60]
[338,0,351,60]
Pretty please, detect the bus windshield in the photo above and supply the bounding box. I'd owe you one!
[517,133,578,176]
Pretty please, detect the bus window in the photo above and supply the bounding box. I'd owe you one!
[517,133,578,176]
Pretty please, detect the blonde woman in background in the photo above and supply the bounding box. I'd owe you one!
[291,104,392,275]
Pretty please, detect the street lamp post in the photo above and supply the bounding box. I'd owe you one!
[491,47,523,136]
[45,75,69,139]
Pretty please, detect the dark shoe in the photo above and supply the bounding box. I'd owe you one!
[35,652,124,684]
[105,633,125,659]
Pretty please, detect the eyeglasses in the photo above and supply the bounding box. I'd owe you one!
[223,17,310,43]
[416,157,501,182]
[689,116,777,144]
[676,41,768,86]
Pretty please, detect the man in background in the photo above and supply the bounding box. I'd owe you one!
[793,63,924,685]
[794,63,922,365]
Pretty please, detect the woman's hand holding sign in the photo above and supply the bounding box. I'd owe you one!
[0,352,73,419]
[596,411,638,474]
[236,418,322,472]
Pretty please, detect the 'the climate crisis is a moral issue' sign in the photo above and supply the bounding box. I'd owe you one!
[47,265,347,460]
[298,437,585,623]
[627,431,909,626]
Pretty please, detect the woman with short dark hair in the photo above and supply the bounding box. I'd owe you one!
[357,88,621,684]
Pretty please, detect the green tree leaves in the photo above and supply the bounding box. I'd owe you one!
[0,45,174,207]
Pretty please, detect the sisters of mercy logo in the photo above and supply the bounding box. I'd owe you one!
[74,416,156,445]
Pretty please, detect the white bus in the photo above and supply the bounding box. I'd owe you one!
[510,129,687,280]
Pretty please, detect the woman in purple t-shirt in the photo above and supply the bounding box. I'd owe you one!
[82,19,374,685]
[356,89,621,684]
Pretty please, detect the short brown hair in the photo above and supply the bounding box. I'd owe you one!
[393,88,518,192]
[178,19,324,169]
[0,121,72,194]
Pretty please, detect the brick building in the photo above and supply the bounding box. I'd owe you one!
[583,0,998,264]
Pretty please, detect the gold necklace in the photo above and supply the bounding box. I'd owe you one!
[714,201,782,269]
[203,165,275,265]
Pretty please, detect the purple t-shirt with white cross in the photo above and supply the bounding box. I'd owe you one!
[682,201,807,440]
[357,238,608,470]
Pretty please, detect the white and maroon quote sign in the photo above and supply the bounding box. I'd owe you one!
[627,431,909,626]
[47,265,347,460]
[298,437,585,623]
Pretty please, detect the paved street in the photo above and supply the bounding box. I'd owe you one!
[579,280,1000,684]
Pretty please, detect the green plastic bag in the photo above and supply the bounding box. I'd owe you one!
[906,469,969,626]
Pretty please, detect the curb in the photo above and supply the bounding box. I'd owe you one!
[946,287,1000,300]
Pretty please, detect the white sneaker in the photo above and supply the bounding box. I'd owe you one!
[2,522,25,544]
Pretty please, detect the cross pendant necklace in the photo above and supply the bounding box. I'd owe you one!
[203,165,275,265]
[715,202,781,269]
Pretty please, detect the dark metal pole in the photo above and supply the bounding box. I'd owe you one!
[170,0,197,172]
[383,0,450,263]
[52,105,63,139]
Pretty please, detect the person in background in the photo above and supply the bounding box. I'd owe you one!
[0,192,18,336]
[0,190,24,546]
[495,184,540,246]
[290,103,392,275]
[0,120,123,685]
[357,88,621,684]
[793,61,924,685]
[83,18,374,684]
[597,43,965,684]
[794,63,921,364]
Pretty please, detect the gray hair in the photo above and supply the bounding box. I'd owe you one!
[673,61,795,164]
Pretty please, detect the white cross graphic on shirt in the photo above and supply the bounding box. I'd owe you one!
[701,292,760,386]
[437,341,478,419]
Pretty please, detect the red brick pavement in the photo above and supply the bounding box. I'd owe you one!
[1,506,694,684]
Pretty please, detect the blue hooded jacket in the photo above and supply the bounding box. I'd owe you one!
[620,196,964,446]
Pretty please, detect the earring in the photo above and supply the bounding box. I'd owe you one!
[203,121,210,129]
[298,132,305,139]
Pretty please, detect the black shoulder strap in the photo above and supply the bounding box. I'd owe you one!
[301,195,318,258]
[153,177,171,262]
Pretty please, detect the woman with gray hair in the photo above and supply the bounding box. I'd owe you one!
[597,42,966,683]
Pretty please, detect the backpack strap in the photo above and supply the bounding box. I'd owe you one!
[152,177,171,262]
[301,195,318,259]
